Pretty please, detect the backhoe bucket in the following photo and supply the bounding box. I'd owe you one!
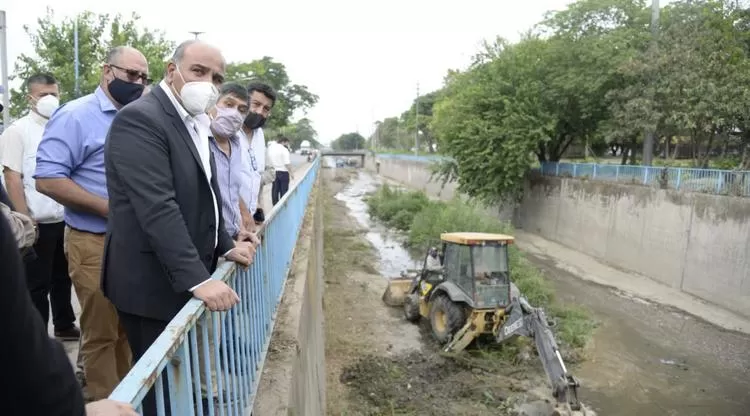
[382,278,413,307]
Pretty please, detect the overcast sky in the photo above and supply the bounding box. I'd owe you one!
[3,0,574,144]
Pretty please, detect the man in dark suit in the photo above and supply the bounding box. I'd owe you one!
[102,40,254,415]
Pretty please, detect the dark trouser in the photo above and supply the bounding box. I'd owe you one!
[26,221,76,330]
[118,310,221,416]
[118,311,170,416]
[271,170,290,206]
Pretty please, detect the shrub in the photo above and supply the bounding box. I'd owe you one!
[365,184,431,231]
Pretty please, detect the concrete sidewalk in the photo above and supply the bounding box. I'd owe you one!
[515,230,750,335]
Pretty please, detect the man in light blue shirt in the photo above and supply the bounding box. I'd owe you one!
[205,82,254,240]
[34,46,149,401]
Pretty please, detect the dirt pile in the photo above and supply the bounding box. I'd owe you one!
[340,351,545,415]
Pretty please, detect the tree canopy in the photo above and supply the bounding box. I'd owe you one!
[370,0,750,203]
[275,117,321,150]
[225,57,319,128]
[332,132,366,151]
[9,10,319,133]
[10,9,173,117]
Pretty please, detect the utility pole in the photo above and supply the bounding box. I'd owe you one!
[642,0,660,166]
[0,10,9,127]
[396,121,400,149]
[74,16,80,98]
[189,31,205,40]
[414,82,420,156]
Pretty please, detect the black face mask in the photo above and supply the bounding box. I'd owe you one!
[243,112,267,130]
[108,78,145,106]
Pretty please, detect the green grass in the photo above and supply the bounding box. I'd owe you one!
[364,184,595,350]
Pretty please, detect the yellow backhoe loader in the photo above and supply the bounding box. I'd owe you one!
[383,232,594,416]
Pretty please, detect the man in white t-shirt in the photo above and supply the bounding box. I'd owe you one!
[238,82,276,222]
[0,73,80,340]
[268,136,294,206]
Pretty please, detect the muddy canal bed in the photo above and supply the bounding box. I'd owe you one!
[530,252,750,416]
[323,169,562,416]
[326,168,750,416]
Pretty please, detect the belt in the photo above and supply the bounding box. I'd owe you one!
[65,224,106,236]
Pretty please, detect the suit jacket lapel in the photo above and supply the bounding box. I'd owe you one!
[171,118,208,177]
[152,86,208,177]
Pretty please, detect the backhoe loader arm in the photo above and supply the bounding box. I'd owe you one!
[496,297,582,411]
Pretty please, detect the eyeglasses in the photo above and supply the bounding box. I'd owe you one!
[108,63,152,85]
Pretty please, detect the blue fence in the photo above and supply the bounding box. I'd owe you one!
[375,153,449,163]
[540,162,750,197]
[108,158,320,415]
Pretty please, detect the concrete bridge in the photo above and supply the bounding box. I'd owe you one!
[319,150,366,166]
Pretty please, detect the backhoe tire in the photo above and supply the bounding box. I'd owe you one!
[429,294,467,344]
[404,294,421,322]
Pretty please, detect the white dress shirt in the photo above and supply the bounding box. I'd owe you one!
[238,129,262,214]
[252,127,266,173]
[159,80,223,292]
[0,112,65,223]
[267,141,291,172]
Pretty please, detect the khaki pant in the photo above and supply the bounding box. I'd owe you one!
[64,227,132,400]
[195,315,221,398]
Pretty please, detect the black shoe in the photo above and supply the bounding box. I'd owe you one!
[54,326,81,341]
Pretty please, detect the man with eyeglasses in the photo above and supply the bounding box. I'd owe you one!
[34,46,149,401]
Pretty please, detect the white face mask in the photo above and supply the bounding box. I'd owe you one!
[34,95,60,119]
[174,67,219,116]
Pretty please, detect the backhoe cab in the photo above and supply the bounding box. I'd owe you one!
[382,232,593,416]
[384,232,515,346]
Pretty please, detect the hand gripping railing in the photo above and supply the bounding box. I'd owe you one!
[108,157,320,415]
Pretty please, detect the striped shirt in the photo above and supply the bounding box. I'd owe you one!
[209,135,244,239]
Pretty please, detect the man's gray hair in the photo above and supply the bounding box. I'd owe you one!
[106,46,130,65]
[171,40,200,65]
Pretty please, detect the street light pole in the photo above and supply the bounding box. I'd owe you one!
[74,16,80,98]
[0,10,10,127]
[415,82,419,156]
[189,31,205,40]
[642,0,660,166]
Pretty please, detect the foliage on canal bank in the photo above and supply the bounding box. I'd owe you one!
[365,183,595,350]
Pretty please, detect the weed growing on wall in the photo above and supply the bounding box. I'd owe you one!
[364,184,596,350]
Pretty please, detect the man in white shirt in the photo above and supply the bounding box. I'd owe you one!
[238,82,276,218]
[0,73,80,341]
[268,136,294,205]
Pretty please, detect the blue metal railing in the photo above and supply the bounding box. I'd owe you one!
[108,157,320,415]
[375,153,449,163]
[539,161,750,197]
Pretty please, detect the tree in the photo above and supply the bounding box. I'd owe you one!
[401,90,441,153]
[431,37,554,203]
[275,118,321,150]
[368,117,402,149]
[331,132,366,151]
[224,57,319,128]
[604,0,750,167]
[9,9,174,118]
[430,0,651,202]
[383,0,750,203]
